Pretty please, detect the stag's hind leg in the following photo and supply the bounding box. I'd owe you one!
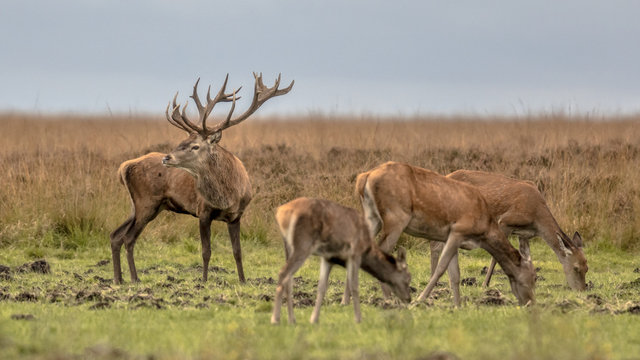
[110,216,135,285]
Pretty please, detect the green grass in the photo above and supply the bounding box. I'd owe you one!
[1,235,639,360]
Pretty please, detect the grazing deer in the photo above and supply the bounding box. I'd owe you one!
[271,197,411,324]
[430,169,587,290]
[110,152,242,285]
[354,162,536,306]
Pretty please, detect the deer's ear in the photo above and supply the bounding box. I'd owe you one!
[207,131,222,144]
[556,233,573,257]
[572,232,584,248]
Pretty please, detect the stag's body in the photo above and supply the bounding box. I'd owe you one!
[109,152,248,284]
[436,169,587,290]
[271,197,411,324]
[355,162,536,306]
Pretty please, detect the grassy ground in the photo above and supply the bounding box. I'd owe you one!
[1,240,639,360]
[1,113,640,359]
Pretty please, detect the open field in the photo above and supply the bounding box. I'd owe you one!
[1,113,640,359]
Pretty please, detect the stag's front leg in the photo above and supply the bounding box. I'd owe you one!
[310,258,333,324]
[227,218,245,283]
[199,214,213,282]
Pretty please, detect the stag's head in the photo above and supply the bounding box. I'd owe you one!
[162,73,294,174]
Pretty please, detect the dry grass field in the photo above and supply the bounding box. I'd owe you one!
[1,113,639,252]
[1,113,640,359]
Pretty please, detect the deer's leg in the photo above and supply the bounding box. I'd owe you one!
[482,257,498,287]
[198,213,213,282]
[272,247,309,325]
[283,241,295,323]
[121,207,159,283]
[347,256,362,323]
[341,274,351,305]
[377,214,410,300]
[430,241,445,276]
[110,216,135,285]
[227,218,245,283]
[447,252,461,307]
[417,233,462,302]
[310,258,333,324]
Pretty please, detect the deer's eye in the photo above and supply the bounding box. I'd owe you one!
[191,145,200,151]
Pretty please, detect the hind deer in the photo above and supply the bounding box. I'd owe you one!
[429,169,588,290]
[110,73,293,285]
[353,162,536,306]
[271,197,411,324]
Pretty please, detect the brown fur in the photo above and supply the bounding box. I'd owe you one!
[109,152,246,284]
[271,197,411,324]
[355,162,536,306]
[436,169,588,290]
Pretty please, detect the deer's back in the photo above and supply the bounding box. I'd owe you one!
[447,169,547,223]
[118,152,201,216]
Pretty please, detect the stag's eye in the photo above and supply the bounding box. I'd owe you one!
[191,145,200,151]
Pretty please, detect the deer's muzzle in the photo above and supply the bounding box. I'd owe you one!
[161,155,172,166]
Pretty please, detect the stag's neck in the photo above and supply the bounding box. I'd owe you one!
[360,246,397,285]
[194,146,250,211]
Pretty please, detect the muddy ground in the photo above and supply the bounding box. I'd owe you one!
[2,259,639,317]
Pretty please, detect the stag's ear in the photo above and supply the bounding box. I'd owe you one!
[572,232,584,248]
[206,131,222,145]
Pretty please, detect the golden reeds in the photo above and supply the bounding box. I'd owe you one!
[1,113,639,250]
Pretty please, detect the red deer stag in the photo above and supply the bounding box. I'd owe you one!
[429,169,587,290]
[354,162,536,306]
[271,197,411,324]
[111,73,293,285]
[110,152,231,285]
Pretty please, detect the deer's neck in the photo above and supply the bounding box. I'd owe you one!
[194,146,249,211]
[488,244,524,279]
[360,247,397,285]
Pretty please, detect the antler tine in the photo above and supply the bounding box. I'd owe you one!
[209,73,294,133]
[190,78,205,115]
[165,93,194,134]
[178,102,204,134]
[200,74,245,135]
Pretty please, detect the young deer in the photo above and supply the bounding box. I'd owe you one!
[431,169,588,290]
[271,197,411,324]
[110,152,242,285]
[354,162,536,306]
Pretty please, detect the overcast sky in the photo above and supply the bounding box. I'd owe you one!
[1,1,639,117]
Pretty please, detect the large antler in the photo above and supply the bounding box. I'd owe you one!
[207,73,295,134]
[166,73,294,137]
[165,74,240,136]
